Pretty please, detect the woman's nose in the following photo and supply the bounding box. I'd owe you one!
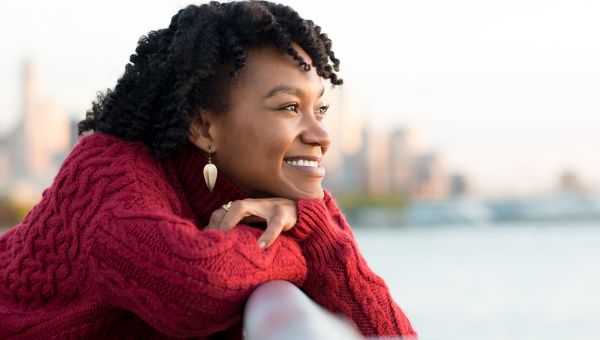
[300,115,332,149]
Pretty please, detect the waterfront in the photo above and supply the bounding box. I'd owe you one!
[354,222,600,340]
[1,222,597,339]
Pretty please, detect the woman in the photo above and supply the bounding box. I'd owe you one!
[0,1,417,339]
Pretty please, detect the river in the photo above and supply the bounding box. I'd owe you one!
[1,222,598,339]
[353,222,600,340]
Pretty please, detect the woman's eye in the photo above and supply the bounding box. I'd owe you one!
[315,104,330,116]
[279,103,330,116]
[281,103,299,112]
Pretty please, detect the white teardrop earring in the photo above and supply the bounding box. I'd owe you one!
[203,145,218,192]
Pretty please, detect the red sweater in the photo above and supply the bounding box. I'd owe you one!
[0,132,417,339]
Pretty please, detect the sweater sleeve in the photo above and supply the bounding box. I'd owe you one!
[292,190,418,339]
[89,205,308,338]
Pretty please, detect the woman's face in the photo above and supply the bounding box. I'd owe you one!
[190,43,332,200]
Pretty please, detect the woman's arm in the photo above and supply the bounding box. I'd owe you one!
[89,206,308,338]
[293,190,418,338]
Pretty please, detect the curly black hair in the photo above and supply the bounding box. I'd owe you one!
[77,0,343,159]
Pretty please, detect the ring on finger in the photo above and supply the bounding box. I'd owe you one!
[222,201,233,211]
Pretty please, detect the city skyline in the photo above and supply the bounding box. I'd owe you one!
[1,0,599,196]
[0,59,458,202]
[1,59,591,203]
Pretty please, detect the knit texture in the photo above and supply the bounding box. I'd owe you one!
[0,132,416,339]
[297,197,417,337]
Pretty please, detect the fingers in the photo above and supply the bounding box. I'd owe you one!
[207,200,264,232]
[205,208,225,230]
[206,202,251,231]
[206,198,296,250]
[258,201,291,249]
[217,199,252,231]
[258,208,289,249]
[240,215,266,225]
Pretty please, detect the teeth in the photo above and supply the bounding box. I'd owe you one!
[285,159,319,167]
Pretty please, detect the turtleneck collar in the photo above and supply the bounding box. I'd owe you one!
[170,142,249,226]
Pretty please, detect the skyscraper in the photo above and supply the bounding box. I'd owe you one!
[2,59,70,202]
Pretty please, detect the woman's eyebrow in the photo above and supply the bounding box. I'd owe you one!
[263,85,325,99]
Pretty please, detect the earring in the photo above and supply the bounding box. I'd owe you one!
[203,145,218,192]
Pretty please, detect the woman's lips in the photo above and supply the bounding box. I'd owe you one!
[283,161,325,177]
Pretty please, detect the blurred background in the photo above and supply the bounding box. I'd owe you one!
[1,1,599,339]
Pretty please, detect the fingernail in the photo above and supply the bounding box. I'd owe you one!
[258,240,266,249]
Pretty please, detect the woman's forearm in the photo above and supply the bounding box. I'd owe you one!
[293,191,418,338]
[90,207,309,338]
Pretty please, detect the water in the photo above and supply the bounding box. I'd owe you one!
[2,222,598,339]
[353,222,600,340]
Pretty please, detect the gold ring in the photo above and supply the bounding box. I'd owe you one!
[222,201,233,211]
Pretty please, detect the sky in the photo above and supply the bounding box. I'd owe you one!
[1,0,599,196]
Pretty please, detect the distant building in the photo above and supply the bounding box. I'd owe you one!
[364,124,391,196]
[339,124,369,193]
[558,170,586,193]
[0,136,10,193]
[389,128,427,196]
[412,152,448,200]
[1,59,71,202]
[70,116,81,148]
[449,173,469,197]
[323,111,452,200]
[321,89,367,194]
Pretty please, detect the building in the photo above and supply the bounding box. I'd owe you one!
[321,87,368,194]
[0,59,71,203]
[412,152,448,200]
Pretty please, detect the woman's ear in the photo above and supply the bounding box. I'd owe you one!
[188,109,220,153]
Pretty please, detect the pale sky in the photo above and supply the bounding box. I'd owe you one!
[1,0,599,196]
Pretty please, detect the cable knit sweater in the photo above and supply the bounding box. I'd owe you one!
[0,132,416,339]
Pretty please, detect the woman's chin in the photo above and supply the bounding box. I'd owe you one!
[290,186,324,200]
[246,185,323,200]
[262,187,323,200]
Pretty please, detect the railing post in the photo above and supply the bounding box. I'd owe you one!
[243,280,364,340]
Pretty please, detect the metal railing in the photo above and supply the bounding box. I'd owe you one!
[243,280,366,340]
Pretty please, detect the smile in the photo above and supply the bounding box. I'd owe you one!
[283,159,325,177]
[284,159,319,167]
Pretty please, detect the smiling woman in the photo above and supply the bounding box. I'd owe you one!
[188,43,331,200]
[0,1,417,339]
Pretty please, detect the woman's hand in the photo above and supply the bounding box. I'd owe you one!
[206,198,297,249]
